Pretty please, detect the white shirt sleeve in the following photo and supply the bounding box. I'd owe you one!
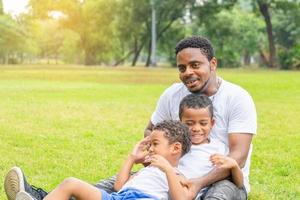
[228,89,257,134]
[150,88,172,125]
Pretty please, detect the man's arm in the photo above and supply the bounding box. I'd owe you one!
[144,120,154,137]
[185,133,253,197]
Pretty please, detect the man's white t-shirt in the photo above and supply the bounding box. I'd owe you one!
[151,78,257,192]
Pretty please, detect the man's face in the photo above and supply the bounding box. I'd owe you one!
[181,107,214,145]
[177,48,216,93]
[148,130,174,161]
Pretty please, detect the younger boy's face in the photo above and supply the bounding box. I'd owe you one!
[148,130,175,161]
[181,107,214,145]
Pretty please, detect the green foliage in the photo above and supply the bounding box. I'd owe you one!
[273,4,300,69]
[0,0,3,15]
[114,0,194,66]
[26,0,120,65]
[0,0,299,69]
[157,20,186,66]
[198,7,265,67]
[58,29,82,63]
[0,14,28,63]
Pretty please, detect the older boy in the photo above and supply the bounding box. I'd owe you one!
[178,94,245,199]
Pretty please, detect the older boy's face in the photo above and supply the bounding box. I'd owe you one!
[181,107,214,145]
[148,130,173,160]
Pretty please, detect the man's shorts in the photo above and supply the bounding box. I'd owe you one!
[100,187,159,200]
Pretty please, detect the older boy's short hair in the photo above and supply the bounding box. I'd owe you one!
[153,120,191,156]
[179,94,213,119]
[175,36,215,61]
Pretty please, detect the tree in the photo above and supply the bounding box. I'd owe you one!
[28,0,119,65]
[0,0,3,15]
[113,0,150,66]
[0,15,28,64]
[196,7,264,67]
[256,0,278,68]
[144,0,195,66]
[273,2,300,69]
[114,0,196,67]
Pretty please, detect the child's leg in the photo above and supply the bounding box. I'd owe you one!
[43,177,102,200]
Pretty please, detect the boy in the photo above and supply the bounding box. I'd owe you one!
[177,94,244,198]
[15,120,192,200]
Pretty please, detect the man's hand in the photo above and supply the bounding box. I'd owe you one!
[210,154,238,169]
[130,137,150,164]
[149,155,173,172]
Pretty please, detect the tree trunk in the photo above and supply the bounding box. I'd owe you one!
[84,49,96,65]
[4,53,8,64]
[259,49,269,66]
[145,39,151,67]
[55,53,58,65]
[131,37,146,66]
[114,49,134,66]
[257,0,278,68]
[144,18,177,67]
[243,50,251,65]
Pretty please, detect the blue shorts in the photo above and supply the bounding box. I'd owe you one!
[100,187,159,200]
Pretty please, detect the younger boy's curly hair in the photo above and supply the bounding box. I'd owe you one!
[153,120,191,156]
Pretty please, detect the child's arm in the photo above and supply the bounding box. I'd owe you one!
[150,155,191,200]
[210,154,244,188]
[114,137,150,191]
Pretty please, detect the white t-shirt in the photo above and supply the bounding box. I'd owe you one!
[178,139,228,179]
[151,78,257,192]
[121,166,170,199]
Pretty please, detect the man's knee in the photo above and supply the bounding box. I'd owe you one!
[94,175,117,193]
[203,180,247,200]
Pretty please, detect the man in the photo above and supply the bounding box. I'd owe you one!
[5,36,256,200]
[143,36,257,199]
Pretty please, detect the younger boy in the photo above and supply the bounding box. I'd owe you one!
[15,120,192,200]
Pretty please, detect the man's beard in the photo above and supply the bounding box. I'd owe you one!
[190,76,211,94]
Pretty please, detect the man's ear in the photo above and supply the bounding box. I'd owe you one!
[210,57,217,72]
[211,118,216,127]
[172,142,182,155]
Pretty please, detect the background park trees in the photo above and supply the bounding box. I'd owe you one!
[0,0,299,69]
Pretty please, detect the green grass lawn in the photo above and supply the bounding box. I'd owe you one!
[0,65,299,199]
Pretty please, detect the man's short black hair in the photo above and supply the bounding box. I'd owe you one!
[175,36,215,61]
[179,94,213,119]
[153,120,191,156]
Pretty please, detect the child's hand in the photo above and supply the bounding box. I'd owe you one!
[150,154,173,172]
[131,137,151,163]
[180,178,199,200]
[210,154,238,169]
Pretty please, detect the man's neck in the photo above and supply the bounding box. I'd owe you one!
[202,76,221,97]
